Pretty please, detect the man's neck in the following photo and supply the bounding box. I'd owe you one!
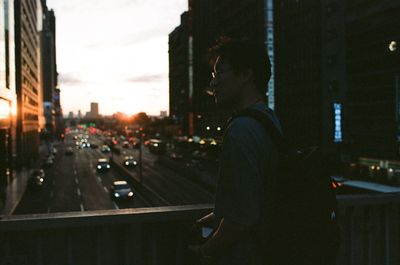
[236,94,265,110]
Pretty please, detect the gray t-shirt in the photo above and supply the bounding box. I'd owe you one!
[213,103,281,265]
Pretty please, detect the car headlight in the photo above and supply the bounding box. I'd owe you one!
[97,165,101,169]
[125,161,129,165]
[106,165,110,168]
[128,192,133,197]
[133,161,137,165]
[39,178,44,182]
[114,193,120,197]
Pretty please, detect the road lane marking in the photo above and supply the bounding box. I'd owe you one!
[77,188,81,196]
[80,204,85,211]
[113,202,119,209]
[50,191,54,198]
[74,169,77,175]
[75,178,79,184]
[97,176,102,183]
[103,186,108,193]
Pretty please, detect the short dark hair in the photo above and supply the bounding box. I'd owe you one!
[208,36,271,95]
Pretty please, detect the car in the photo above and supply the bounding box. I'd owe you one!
[148,139,166,154]
[27,169,45,190]
[81,142,91,148]
[130,138,141,149]
[122,141,130,148]
[96,158,110,171]
[110,180,134,200]
[51,147,57,155]
[42,156,54,167]
[123,156,137,168]
[101,145,111,153]
[65,146,74,155]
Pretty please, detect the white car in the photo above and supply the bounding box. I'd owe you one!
[96,158,110,171]
[110,180,134,200]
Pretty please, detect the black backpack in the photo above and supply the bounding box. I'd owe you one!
[230,108,341,265]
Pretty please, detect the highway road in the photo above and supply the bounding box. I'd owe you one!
[14,130,214,215]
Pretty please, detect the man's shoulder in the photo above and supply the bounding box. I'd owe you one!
[227,104,282,135]
[227,115,264,136]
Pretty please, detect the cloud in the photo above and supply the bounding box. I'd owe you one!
[85,28,167,49]
[58,73,84,85]
[126,74,166,83]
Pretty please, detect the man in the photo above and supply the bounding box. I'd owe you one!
[190,37,282,265]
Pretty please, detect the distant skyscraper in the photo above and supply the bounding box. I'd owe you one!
[160,111,167,118]
[90,102,99,118]
[77,110,82,119]
[68,111,74,119]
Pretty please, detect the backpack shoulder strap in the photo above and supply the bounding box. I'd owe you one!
[229,108,284,148]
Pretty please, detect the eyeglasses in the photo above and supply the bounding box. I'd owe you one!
[211,67,232,79]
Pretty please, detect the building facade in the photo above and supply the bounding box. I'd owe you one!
[169,11,191,135]
[275,0,400,165]
[89,102,99,118]
[0,0,16,188]
[344,0,400,160]
[14,0,41,166]
[40,2,58,137]
[274,0,324,150]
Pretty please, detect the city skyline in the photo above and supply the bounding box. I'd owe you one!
[47,0,188,116]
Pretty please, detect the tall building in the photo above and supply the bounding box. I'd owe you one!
[40,2,57,135]
[14,0,41,166]
[274,0,323,150]
[343,1,400,160]
[0,0,17,187]
[275,0,400,163]
[89,102,99,118]
[169,11,191,135]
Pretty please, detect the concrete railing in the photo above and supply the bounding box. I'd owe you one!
[1,194,399,265]
[0,204,212,265]
[336,193,400,265]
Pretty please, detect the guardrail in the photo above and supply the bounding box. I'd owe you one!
[1,194,399,265]
[0,204,212,265]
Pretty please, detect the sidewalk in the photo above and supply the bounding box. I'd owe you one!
[0,142,52,216]
[0,168,30,216]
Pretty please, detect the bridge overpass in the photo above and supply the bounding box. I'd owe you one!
[1,192,399,265]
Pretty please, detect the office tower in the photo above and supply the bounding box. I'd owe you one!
[14,0,41,165]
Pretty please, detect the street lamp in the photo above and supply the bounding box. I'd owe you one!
[389,40,397,52]
[389,41,400,153]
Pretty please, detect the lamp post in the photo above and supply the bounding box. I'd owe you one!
[389,41,400,154]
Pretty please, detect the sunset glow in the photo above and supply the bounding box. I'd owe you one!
[47,0,188,116]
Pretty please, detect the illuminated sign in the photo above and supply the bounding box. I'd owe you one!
[333,103,342,143]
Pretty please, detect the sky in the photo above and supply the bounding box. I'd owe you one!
[46,0,188,116]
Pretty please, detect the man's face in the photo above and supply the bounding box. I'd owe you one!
[210,56,242,109]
